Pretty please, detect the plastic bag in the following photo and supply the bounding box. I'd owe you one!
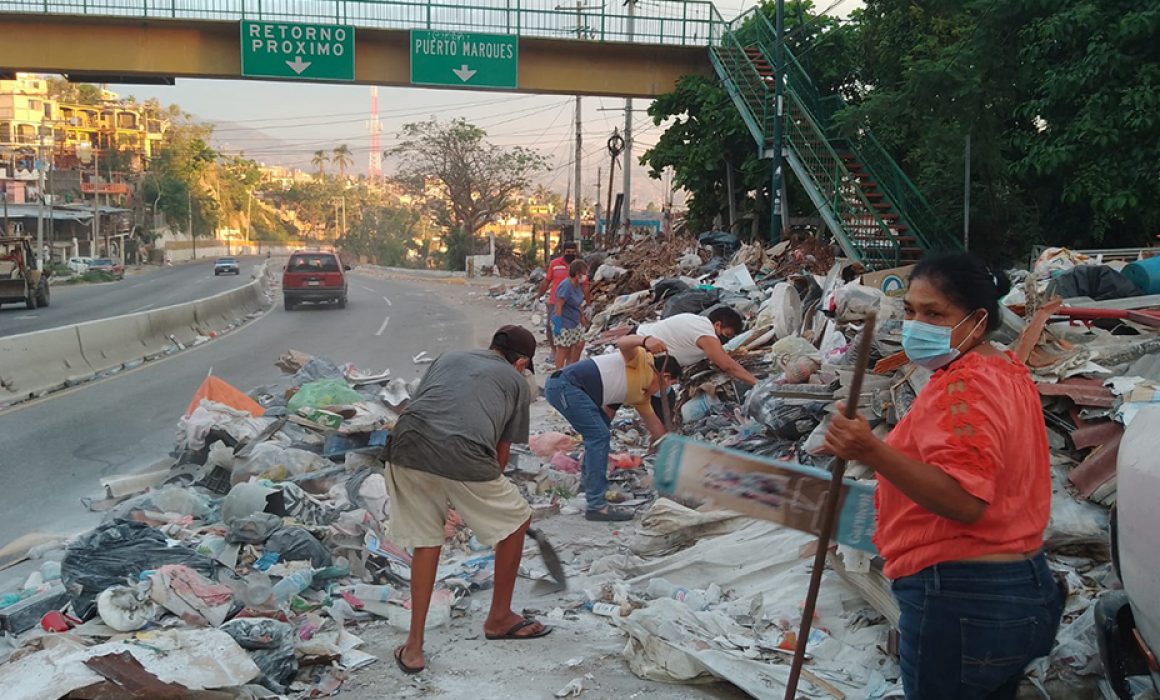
[652,278,691,304]
[287,378,363,413]
[697,231,741,259]
[834,283,886,322]
[264,527,332,568]
[663,289,722,319]
[594,264,628,282]
[293,356,344,386]
[743,380,828,439]
[234,443,329,485]
[227,513,284,545]
[1048,265,1141,302]
[61,520,216,619]
[220,618,298,693]
[714,265,756,293]
[529,431,576,458]
[103,485,214,524]
[769,336,821,369]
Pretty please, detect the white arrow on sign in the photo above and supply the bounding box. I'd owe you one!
[452,65,477,82]
[286,56,312,75]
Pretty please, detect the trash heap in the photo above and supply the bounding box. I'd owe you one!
[0,351,499,699]
[496,237,1160,697]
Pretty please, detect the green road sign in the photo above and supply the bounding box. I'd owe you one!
[410,30,518,90]
[241,20,355,82]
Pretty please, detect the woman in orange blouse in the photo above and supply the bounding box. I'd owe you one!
[825,252,1065,699]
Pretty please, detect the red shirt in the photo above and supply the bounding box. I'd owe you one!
[875,351,1051,579]
[546,256,589,303]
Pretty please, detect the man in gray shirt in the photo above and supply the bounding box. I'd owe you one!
[386,325,550,675]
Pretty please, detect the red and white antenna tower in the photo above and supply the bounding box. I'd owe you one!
[368,87,382,181]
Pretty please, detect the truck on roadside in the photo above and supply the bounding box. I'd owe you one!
[0,236,50,309]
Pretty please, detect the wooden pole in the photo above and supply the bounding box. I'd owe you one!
[783,312,877,699]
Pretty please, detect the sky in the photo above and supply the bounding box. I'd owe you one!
[105,0,862,209]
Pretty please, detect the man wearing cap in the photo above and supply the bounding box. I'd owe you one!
[385,325,549,674]
[538,240,588,347]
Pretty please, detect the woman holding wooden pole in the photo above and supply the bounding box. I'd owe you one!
[823,252,1065,699]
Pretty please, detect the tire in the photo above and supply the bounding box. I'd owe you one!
[283,296,295,311]
[25,292,37,311]
[214,271,220,276]
[337,295,347,309]
[36,281,49,308]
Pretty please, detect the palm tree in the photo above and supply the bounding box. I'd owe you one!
[332,144,353,179]
[311,150,329,178]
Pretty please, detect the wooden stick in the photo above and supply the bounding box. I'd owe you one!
[784,312,877,700]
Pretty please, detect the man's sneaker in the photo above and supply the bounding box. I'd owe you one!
[585,507,634,522]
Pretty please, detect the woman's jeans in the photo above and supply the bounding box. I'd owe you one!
[544,375,610,512]
[892,553,1065,699]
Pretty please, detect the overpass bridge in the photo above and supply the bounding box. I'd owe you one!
[0,0,721,98]
[0,0,963,268]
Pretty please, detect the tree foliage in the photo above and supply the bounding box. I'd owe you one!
[140,122,220,239]
[332,144,353,178]
[388,118,547,269]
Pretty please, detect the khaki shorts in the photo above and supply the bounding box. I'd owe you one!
[385,462,532,548]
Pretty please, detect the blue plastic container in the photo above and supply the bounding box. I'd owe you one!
[1122,256,1160,295]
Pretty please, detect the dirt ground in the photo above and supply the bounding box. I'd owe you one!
[336,272,751,699]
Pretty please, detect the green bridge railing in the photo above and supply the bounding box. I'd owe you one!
[1,0,724,46]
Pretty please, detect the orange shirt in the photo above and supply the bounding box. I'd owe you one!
[546,256,589,303]
[875,351,1051,579]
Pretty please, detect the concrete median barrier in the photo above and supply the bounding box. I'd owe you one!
[0,272,271,407]
[0,325,93,405]
[75,314,154,374]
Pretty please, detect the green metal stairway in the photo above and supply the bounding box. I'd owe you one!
[709,8,961,268]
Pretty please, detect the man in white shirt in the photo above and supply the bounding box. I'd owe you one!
[636,307,757,386]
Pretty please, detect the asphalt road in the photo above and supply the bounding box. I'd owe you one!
[0,271,475,567]
[0,257,258,338]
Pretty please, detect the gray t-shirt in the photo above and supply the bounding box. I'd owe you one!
[388,349,531,482]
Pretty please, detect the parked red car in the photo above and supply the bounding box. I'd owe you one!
[87,258,124,280]
[282,250,349,310]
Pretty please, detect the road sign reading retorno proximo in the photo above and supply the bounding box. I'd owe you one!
[241,20,356,82]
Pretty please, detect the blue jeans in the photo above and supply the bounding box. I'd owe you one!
[892,553,1065,699]
[544,375,610,512]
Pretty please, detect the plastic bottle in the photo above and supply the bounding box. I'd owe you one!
[272,570,314,606]
[352,583,392,603]
[645,578,719,612]
[40,561,62,582]
[588,602,623,617]
[241,573,274,609]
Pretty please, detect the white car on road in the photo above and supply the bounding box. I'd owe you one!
[68,256,94,274]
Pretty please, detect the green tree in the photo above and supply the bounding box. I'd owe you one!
[388,118,547,270]
[311,149,329,179]
[641,1,858,238]
[332,144,353,178]
[340,202,423,267]
[140,123,220,240]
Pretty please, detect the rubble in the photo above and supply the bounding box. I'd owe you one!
[1,235,1153,698]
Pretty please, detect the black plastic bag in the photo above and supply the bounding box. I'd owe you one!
[697,231,742,259]
[220,618,298,693]
[61,520,216,619]
[652,278,691,304]
[663,288,723,318]
[264,526,332,568]
[1049,266,1141,302]
[743,381,829,439]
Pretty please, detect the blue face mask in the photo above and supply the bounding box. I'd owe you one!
[901,313,984,370]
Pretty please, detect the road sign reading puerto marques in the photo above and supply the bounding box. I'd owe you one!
[410,30,518,89]
[240,20,356,82]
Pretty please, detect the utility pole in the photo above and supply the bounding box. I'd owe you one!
[770,0,786,244]
[623,0,637,239]
[92,149,100,257]
[36,125,47,271]
[596,166,602,236]
[188,188,196,260]
[558,2,598,244]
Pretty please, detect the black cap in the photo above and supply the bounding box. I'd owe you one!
[492,325,537,371]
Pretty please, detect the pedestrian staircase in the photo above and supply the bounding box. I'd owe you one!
[709,8,961,268]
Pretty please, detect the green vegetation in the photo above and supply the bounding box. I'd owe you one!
[644,0,1160,258]
[65,270,116,284]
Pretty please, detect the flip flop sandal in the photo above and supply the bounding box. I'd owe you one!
[394,646,424,674]
[485,616,553,641]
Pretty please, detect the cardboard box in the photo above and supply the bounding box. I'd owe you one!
[654,436,877,553]
[862,264,915,297]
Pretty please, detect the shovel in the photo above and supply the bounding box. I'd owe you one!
[526,527,566,588]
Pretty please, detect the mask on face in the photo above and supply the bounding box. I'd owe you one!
[563,254,577,263]
[901,313,986,370]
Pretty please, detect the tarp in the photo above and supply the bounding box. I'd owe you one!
[184,375,265,418]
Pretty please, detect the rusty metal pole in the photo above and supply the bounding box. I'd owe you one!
[783,312,877,699]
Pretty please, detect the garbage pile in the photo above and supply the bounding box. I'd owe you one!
[495,236,1160,697]
[0,351,500,698]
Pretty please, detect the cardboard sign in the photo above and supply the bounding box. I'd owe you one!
[653,436,878,553]
[862,264,915,297]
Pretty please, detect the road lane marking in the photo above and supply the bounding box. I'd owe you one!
[16,314,38,320]
[360,285,376,293]
[382,295,393,306]
[129,303,154,313]
[375,315,391,337]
